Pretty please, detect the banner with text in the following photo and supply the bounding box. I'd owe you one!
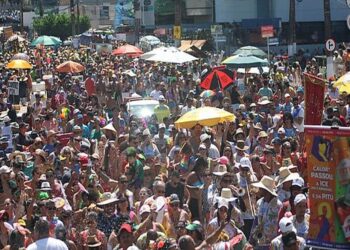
[306,126,350,249]
[304,73,325,125]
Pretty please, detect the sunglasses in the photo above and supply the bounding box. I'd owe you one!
[120,180,128,184]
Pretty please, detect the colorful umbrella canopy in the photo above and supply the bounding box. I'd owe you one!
[233,46,267,58]
[175,107,235,129]
[334,72,350,87]
[112,44,143,56]
[200,90,216,98]
[6,59,32,69]
[7,34,26,43]
[337,84,350,94]
[222,55,268,68]
[200,66,235,90]
[141,47,198,64]
[11,53,30,61]
[31,35,62,47]
[140,35,161,45]
[56,61,85,73]
[237,66,269,74]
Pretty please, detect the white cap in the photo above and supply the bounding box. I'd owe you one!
[239,157,252,169]
[278,127,286,134]
[142,128,151,136]
[294,194,307,206]
[159,123,166,129]
[0,165,11,175]
[139,204,151,215]
[199,143,207,150]
[200,133,211,142]
[284,93,291,98]
[73,109,80,115]
[3,116,10,123]
[158,95,165,101]
[217,198,229,209]
[292,177,304,188]
[279,217,296,233]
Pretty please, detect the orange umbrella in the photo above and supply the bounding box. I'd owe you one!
[112,44,143,56]
[56,61,85,73]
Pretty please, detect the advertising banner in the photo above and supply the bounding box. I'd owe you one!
[114,0,135,27]
[304,73,325,125]
[305,126,350,249]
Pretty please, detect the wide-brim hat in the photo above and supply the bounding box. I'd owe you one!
[253,123,263,130]
[212,164,228,176]
[9,151,26,163]
[276,167,299,187]
[235,140,249,151]
[101,123,117,134]
[257,131,268,140]
[252,175,277,196]
[219,188,237,202]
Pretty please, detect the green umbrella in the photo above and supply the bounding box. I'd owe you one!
[233,46,267,58]
[221,55,268,68]
[30,35,61,47]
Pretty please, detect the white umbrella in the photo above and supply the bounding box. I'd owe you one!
[140,35,161,45]
[237,67,269,74]
[141,47,198,64]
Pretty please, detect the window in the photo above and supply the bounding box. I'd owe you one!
[100,6,109,19]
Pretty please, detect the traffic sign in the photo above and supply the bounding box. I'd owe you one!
[261,25,274,38]
[173,26,181,40]
[268,37,279,46]
[347,15,350,30]
[325,39,336,52]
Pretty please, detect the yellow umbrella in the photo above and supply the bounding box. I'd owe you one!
[337,83,350,94]
[334,72,350,87]
[6,59,32,69]
[175,107,235,129]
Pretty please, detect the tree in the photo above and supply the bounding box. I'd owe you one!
[33,13,90,40]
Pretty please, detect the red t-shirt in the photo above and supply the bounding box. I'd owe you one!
[85,78,96,97]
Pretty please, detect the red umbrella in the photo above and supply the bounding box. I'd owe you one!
[200,66,235,90]
[112,44,143,56]
[56,61,85,73]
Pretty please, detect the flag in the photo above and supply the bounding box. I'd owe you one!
[304,73,326,125]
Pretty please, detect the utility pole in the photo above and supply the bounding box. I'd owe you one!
[70,0,76,37]
[324,0,333,78]
[20,0,24,32]
[39,0,44,17]
[288,0,296,56]
[76,0,80,35]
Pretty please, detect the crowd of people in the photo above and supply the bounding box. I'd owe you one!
[0,36,349,250]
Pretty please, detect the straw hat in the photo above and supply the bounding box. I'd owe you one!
[276,167,299,187]
[258,96,271,105]
[9,151,26,163]
[212,164,228,176]
[252,175,277,196]
[97,192,118,206]
[257,131,268,140]
[220,188,237,202]
[253,123,263,130]
[235,140,249,151]
[101,123,117,134]
[47,130,57,138]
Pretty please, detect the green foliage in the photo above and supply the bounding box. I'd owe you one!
[33,13,90,40]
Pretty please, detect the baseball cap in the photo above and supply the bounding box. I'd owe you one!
[119,223,132,234]
[200,133,211,142]
[217,198,229,209]
[279,217,296,234]
[169,194,180,204]
[239,157,251,169]
[139,205,151,215]
[159,123,166,129]
[284,93,291,98]
[158,95,165,101]
[291,177,304,188]
[294,194,307,206]
[185,223,200,231]
[278,127,286,134]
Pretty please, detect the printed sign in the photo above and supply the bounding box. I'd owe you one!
[306,126,350,249]
[304,73,325,125]
[8,81,19,95]
[261,25,274,38]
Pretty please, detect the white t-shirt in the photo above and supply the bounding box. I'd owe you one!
[27,237,68,250]
[291,106,304,133]
[149,90,162,100]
